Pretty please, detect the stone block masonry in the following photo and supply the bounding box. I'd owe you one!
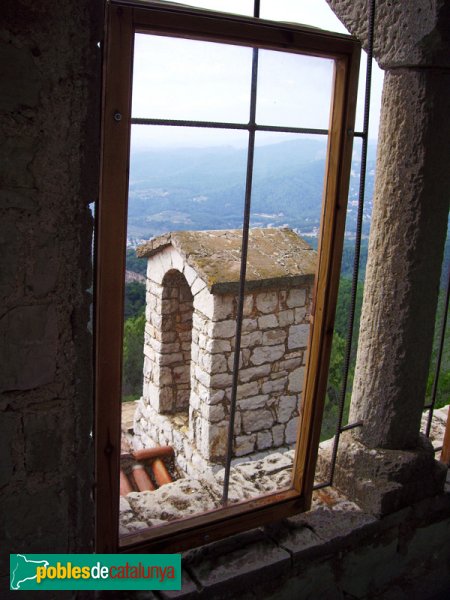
[134,228,316,470]
[190,285,311,463]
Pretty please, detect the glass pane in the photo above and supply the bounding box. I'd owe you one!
[132,34,253,122]
[119,18,355,536]
[256,49,334,129]
[121,125,249,534]
[127,125,248,242]
[212,132,329,501]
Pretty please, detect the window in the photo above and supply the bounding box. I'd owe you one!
[96,0,360,553]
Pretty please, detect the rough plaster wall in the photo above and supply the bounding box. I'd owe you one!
[0,0,102,588]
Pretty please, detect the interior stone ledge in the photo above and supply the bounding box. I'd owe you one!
[315,432,447,517]
[166,474,450,599]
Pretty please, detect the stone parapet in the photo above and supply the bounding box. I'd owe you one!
[150,473,450,599]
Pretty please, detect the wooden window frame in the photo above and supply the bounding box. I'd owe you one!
[95,0,360,554]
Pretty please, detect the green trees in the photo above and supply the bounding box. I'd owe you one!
[321,268,449,441]
[124,281,146,319]
[122,281,146,400]
[320,278,363,440]
[122,311,145,399]
[125,248,147,276]
[425,286,450,410]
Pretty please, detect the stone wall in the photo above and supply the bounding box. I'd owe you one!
[135,242,313,471]
[190,284,312,463]
[0,0,101,588]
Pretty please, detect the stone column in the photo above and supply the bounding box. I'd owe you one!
[350,67,450,449]
[317,0,450,514]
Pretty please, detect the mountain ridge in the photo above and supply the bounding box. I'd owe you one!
[127,137,377,244]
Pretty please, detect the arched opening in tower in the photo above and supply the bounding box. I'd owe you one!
[159,269,194,414]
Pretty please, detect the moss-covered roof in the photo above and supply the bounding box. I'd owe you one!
[136,228,316,294]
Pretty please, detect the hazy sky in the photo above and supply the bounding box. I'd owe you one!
[131,0,383,149]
